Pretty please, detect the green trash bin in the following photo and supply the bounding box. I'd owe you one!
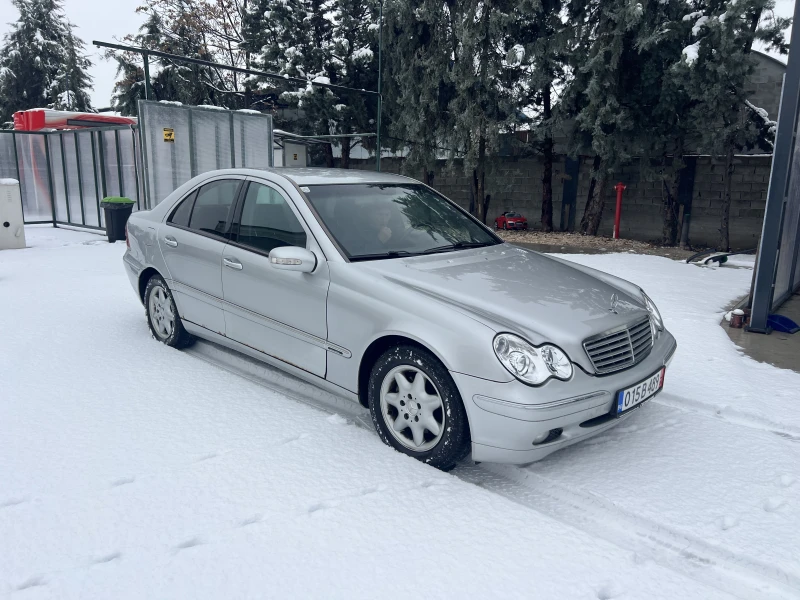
[100,197,136,243]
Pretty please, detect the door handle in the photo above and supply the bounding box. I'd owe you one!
[223,257,243,270]
[164,236,178,248]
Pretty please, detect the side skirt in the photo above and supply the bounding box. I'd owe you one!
[182,321,361,406]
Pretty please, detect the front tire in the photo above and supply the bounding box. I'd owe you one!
[144,274,194,348]
[368,345,471,471]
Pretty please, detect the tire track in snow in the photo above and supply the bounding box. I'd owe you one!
[187,340,800,600]
[654,394,800,443]
[459,464,800,600]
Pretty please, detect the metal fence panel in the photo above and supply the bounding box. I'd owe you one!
[118,129,139,208]
[101,130,121,198]
[48,135,68,222]
[140,102,192,207]
[233,112,272,170]
[0,134,17,180]
[77,131,101,227]
[63,134,84,224]
[139,101,273,207]
[193,110,233,173]
[15,135,53,222]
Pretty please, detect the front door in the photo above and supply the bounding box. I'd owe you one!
[221,180,330,377]
[159,178,241,335]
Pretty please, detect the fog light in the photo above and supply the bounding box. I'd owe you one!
[532,428,563,446]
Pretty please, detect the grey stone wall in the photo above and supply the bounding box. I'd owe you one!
[344,153,771,250]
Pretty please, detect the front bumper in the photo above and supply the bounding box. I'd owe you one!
[506,222,528,230]
[452,330,677,464]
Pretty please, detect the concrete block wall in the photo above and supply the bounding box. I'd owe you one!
[340,153,772,250]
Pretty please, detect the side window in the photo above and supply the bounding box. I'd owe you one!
[236,183,307,254]
[188,179,240,236]
[168,191,196,227]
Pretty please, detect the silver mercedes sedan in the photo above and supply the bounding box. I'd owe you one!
[123,168,676,470]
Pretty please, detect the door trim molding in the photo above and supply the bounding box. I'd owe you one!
[222,298,352,358]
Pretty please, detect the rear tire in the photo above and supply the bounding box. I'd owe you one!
[144,274,194,349]
[368,345,471,471]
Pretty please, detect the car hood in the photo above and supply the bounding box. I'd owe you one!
[356,244,649,369]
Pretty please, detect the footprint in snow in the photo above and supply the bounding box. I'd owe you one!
[16,575,46,591]
[763,497,786,512]
[175,537,204,552]
[718,515,739,530]
[277,432,309,446]
[238,514,263,528]
[777,474,795,488]
[308,501,337,516]
[92,552,121,565]
[420,479,449,489]
[595,581,623,599]
[110,477,135,488]
[359,484,388,496]
[0,496,29,508]
[195,452,219,463]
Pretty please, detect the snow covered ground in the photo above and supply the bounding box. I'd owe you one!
[1,226,798,600]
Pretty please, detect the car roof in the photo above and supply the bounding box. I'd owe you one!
[249,167,414,186]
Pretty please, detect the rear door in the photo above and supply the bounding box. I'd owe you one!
[159,178,243,335]
[221,180,330,377]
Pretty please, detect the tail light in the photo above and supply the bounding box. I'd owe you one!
[125,223,130,248]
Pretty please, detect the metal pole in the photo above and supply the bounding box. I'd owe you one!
[131,128,142,209]
[60,134,72,224]
[748,0,800,333]
[115,129,125,198]
[90,131,102,226]
[138,100,152,208]
[43,135,58,227]
[94,40,379,98]
[188,109,197,177]
[74,131,86,225]
[98,132,108,199]
[376,0,383,172]
[11,132,26,223]
[229,111,236,167]
[143,52,151,100]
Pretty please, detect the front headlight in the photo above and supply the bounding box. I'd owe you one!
[493,333,573,385]
[641,290,663,336]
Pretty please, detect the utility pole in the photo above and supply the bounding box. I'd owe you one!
[376,0,383,172]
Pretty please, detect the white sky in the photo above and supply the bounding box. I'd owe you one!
[0,0,796,110]
[0,0,146,108]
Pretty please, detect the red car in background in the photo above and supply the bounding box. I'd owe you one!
[495,211,528,230]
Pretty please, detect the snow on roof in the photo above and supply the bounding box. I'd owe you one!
[0,178,20,185]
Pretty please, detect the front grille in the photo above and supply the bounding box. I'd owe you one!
[583,317,654,375]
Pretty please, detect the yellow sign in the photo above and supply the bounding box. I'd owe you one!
[163,128,175,143]
[293,154,298,161]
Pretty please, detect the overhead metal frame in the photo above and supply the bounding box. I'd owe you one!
[93,40,384,172]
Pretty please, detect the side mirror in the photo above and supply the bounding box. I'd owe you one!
[269,246,317,273]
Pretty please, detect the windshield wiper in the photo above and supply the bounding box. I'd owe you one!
[349,250,420,262]
[420,241,495,255]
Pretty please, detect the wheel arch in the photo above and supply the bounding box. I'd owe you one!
[357,334,444,409]
[138,267,162,302]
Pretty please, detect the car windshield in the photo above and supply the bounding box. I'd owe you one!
[303,183,500,260]
[506,212,520,217]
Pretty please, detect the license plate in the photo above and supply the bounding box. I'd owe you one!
[616,368,665,415]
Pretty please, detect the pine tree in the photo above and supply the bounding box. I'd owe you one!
[111,1,253,115]
[509,0,569,232]
[246,0,379,167]
[383,0,456,183]
[445,0,519,223]
[562,0,649,236]
[676,0,788,250]
[0,0,93,125]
